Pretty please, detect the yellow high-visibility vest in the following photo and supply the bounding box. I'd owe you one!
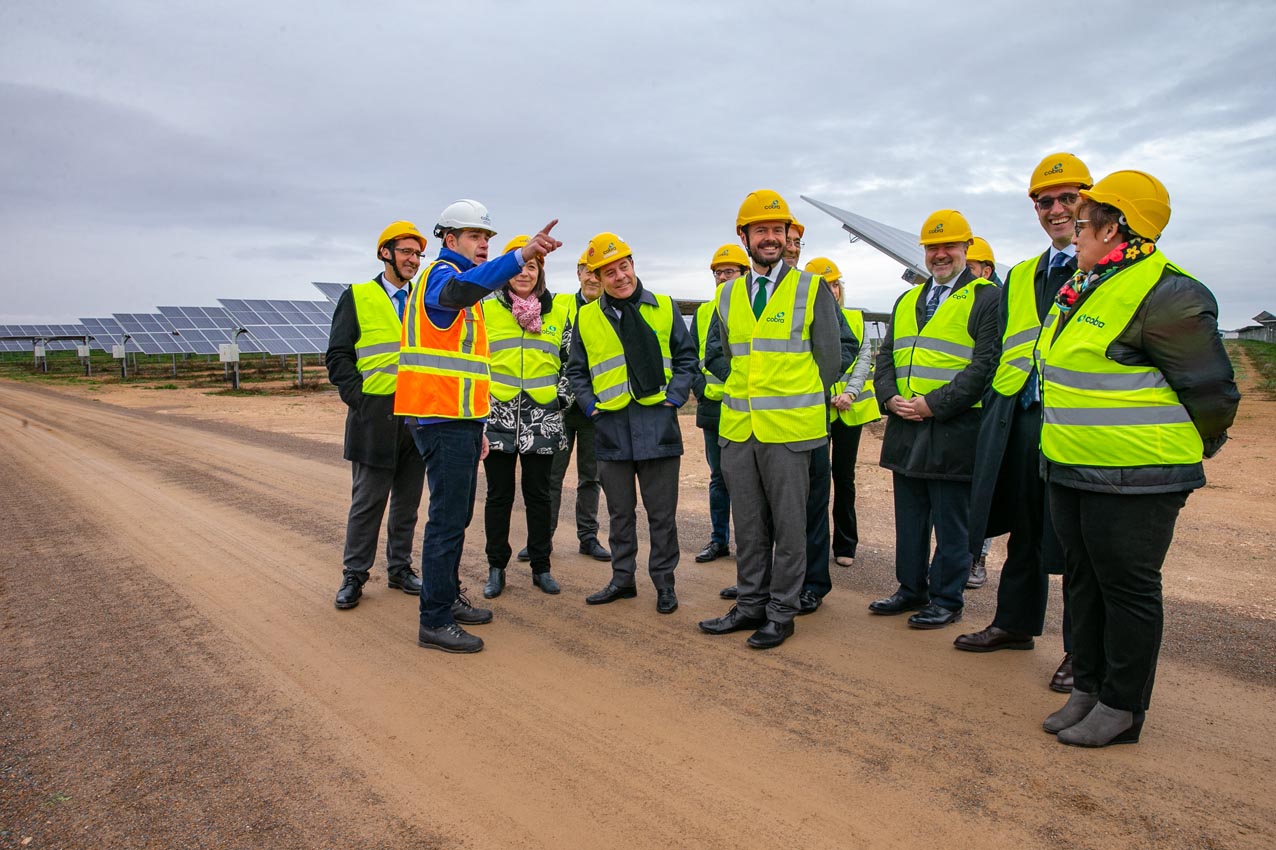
[695,296,725,402]
[991,253,1049,396]
[575,294,675,411]
[553,291,579,326]
[485,296,569,405]
[350,281,402,396]
[891,277,991,406]
[830,307,880,427]
[718,268,826,444]
[1035,250,1203,468]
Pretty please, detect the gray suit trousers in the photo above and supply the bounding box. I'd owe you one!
[341,428,426,578]
[598,457,679,590]
[722,438,812,623]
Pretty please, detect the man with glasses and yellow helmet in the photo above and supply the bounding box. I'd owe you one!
[327,221,429,611]
[868,209,1001,629]
[956,154,1090,692]
[566,233,698,615]
[697,190,842,649]
[690,244,750,564]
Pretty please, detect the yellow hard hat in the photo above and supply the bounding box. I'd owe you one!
[577,248,590,267]
[919,209,973,246]
[585,232,633,271]
[791,219,805,238]
[502,234,531,255]
[710,243,750,270]
[1081,170,1172,240]
[804,257,841,283]
[736,189,794,229]
[1028,152,1094,197]
[376,220,427,253]
[967,237,995,265]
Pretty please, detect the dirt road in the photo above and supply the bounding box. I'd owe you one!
[1,374,1273,850]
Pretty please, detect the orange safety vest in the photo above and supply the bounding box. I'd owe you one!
[393,260,491,419]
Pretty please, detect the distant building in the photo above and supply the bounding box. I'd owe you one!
[1237,311,1276,343]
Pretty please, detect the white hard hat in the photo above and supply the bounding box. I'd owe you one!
[434,199,495,238]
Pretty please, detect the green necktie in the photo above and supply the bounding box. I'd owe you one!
[752,277,768,319]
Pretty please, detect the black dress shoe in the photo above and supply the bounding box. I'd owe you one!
[585,583,636,605]
[719,585,738,599]
[797,590,822,615]
[579,539,611,561]
[532,571,561,595]
[907,603,963,629]
[334,573,364,610]
[868,592,927,615]
[517,546,531,562]
[656,587,678,614]
[698,605,765,635]
[452,589,493,625]
[747,619,794,649]
[417,622,483,653]
[387,568,422,595]
[695,541,729,563]
[1050,653,1075,693]
[953,624,1034,652]
[483,567,505,599]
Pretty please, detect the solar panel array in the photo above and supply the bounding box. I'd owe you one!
[218,299,335,355]
[158,305,265,355]
[80,317,143,353]
[312,282,350,304]
[0,324,90,352]
[113,313,187,355]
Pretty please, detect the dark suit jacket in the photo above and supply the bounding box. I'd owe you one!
[874,268,1002,481]
[325,280,408,469]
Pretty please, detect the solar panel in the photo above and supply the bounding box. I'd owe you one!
[312,282,350,304]
[113,313,188,355]
[218,298,335,355]
[158,305,265,355]
[80,317,142,353]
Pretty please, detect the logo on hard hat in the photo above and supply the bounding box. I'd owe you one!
[928,223,944,235]
[1045,162,1064,175]
[604,241,618,256]
[764,199,780,209]
[481,213,492,225]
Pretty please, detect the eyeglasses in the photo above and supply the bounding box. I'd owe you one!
[1034,192,1080,211]
[1072,219,1091,236]
[712,268,740,281]
[394,247,426,258]
[785,239,804,248]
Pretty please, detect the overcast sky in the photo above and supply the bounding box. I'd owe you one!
[2,0,1273,330]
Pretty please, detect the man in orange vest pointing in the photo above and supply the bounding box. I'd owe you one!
[396,200,561,654]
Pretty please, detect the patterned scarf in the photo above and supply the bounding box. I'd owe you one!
[1054,237,1157,314]
[509,290,543,333]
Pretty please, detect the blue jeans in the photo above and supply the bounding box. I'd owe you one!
[702,424,730,546]
[412,420,483,628]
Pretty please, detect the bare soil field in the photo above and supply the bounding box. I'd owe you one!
[2,351,1273,850]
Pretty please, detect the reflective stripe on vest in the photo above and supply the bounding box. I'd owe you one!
[576,293,675,411]
[393,259,490,419]
[484,297,568,404]
[718,268,826,444]
[351,281,403,395]
[891,277,990,408]
[1034,249,1203,468]
[830,307,881,427]
[990,254,1049,396]
[695,296,725,402]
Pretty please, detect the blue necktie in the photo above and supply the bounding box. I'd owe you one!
[923,284,947,326]
[393,289,407,321]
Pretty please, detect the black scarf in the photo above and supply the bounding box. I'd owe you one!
[605,280,665,398]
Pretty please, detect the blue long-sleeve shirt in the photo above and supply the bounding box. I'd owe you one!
[414,245,525,426]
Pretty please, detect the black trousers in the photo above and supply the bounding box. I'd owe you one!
[484,451,554,574]
[1049,483,1188,712]
[342,423,425,579]
[892,473,970,612]
[803,442,832,599]
[829,420,863,559]
[598,457,680,590]
[992,402,1070,643]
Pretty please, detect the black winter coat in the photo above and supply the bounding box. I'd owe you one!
[325,280,408,469]
[875,270,1002,481]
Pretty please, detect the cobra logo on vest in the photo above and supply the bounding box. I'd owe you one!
[765,311,787,323]
[1076,313,1106,329]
